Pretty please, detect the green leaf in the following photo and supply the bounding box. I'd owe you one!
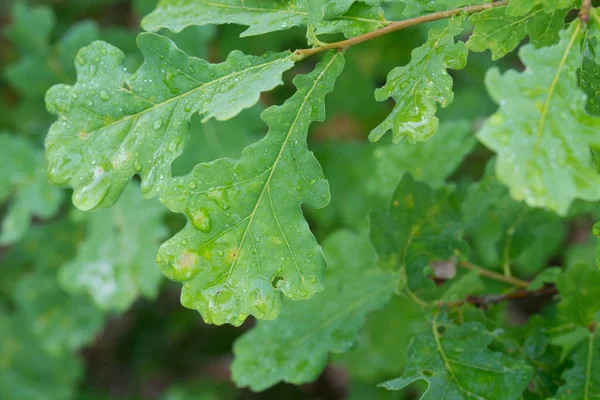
[313,120,475,230]
[5,2,100,99]
[477,21,600,215]
[556,263,600,328]
[14,268,104,356]
[9,218,103,356]
[59,183,166,312]
[0,309,83,400]
[380,316,533,399]
[157,52,344,326]
[552,330,600,400]
[339,296,426,382]
[4,1,55,55]
[231,230,398,390]
[0,134,63,245]
[467,5,567,60]
[369,174,467,299]
[580,24,600,115]
[402,0,490,17]
[464,161,566,277]
[142,0,387,38]
[45,33,295,211]
[370,17,468,143]
[507,0,577,15]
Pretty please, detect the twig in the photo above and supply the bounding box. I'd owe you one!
[294,1,509,59]
[435,285,558,309]
[458,261,530,289]
[580,0,592,23]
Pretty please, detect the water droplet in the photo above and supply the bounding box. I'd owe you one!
[217,249,224,256]
[188,181,197,189]
[133,158,142,172]
[99,90,110,101]
[153,119,163,130]
[189,208,211,233]
[207,187,230,210]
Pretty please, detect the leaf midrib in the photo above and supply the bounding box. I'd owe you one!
[223,53,342,285]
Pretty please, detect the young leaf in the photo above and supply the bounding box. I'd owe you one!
[380,315,533,399]
[369,174,467,299]
[552,330,600,400]
[157,52,344,326]
[0,309,83,400]
[231,230,398,390]
[467,5,567,60]
[59,183,166,312]
[477,21,600,215]
[370,16,467,143]
[45,33,295,211]
[0,134,63,245]
[556,263,600,328]
[142,0,387,39]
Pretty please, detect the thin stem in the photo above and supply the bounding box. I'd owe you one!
[294,1,509,59]
[502,207,527,278]
[436,286,558,308]
[459,261,530,289]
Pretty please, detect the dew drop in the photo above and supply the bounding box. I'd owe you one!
[188,181,197,189]
[153,119,163,130]
[190,208,211,233]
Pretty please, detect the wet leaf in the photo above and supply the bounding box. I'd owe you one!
[157,52,344,325]
[231,230,398,390]
[45,34,295,210]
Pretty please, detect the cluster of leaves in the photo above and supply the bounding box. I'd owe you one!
[3,0,600,398]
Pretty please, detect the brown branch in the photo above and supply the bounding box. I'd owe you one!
[436,285,558,309]
[458,261,530,289]
[580,0,593,23]
[294,1,509,59]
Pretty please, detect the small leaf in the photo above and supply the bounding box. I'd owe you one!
[59,183,167,312]
[142,0,387,39]
[231,230,398,390]
[0,134,63,245]
[477,21,600,214]
[467,5,567,60]
[369,174,467,299]
[370,16,467,143]
[380,315,533,399]
[45,33,295,210]
[157,51,345,326]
